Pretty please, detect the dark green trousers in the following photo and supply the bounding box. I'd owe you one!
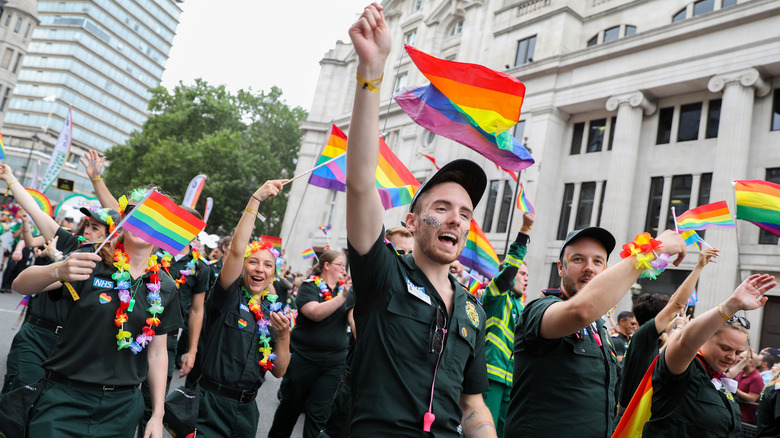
[483,380,511,438]
[196,386,259,437]
[28,379,143,438]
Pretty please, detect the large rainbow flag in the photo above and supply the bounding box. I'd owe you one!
[260,235,282,255]
[308,124,421,210]
[121,190,207,255]
[734,180,780,237]
[612,356,658,438]
[0,132,5,159]
[459,219,499,279]
[675,201,736,231]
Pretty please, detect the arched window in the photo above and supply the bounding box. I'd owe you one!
[447,19,463,36]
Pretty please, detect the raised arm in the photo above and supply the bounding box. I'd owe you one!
[654,247,718,334]
[80,149,119,210]
[218,180,285,290]
[0,164,60,240]
[345,3,392,255]
[19,211,46,248]
[484,214,532,299]
[540,230,686,339]
[664,274,775,376]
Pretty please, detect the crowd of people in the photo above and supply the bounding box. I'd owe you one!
[0,2,778,437]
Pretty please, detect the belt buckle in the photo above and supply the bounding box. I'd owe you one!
[102,385,116,391]
[239,389,254,403]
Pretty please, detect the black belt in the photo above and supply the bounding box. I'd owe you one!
[48,371,138,392]
[27,316,62,334]
[199,376,257,403]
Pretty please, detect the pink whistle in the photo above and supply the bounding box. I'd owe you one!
[423,412,435,432]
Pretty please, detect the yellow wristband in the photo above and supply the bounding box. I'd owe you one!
[521,226,532,232]
[91,176,102,183]
[717,303,731,321]
[53,262,62,282]
[244,206,266,222]
[4,179,17,196]
[356,72,383,93]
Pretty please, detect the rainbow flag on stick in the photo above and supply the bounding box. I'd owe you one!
[0,132,5,159]
[675,201,736,231]
[309,125,348,191]
[301,248,317,260]
[468,276,483,296]
[612,356,658,438]
[319,224,331,235]
[680,230,703,251]
[459,219,499,279]
[260,235,282,255]
[516,182,535,214]
[117,190,207,255]
[734,180,780,237]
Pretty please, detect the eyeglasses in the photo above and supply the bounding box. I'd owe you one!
[396,249,413,255]
[429,305,447,354]
[330,262,346,269]
[728,315,750,330]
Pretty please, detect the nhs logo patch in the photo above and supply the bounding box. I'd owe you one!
[93,278,114,289]
[240,304,250,313]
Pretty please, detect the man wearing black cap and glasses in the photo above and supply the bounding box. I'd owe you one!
[504,226,686,437]
[343,4,495,437]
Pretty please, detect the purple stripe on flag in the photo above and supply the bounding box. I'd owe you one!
[123,221,183,255]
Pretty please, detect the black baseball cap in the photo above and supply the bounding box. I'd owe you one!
[559,227,616,260]
[80,206,121,228]
[409,159,487,213]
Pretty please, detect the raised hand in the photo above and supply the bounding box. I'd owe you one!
[254,180,287,203]
[731,274,776,312]
[656,229,687,266]
[0,164,16,183]
[348,3,392,75]
[79,150,105,180]
[697,247,719,268]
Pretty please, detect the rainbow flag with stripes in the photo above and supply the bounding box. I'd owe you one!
[308,124,421,210]
[260,235,282,255]
[734,180,780,237]
[612,356,658,438]
[459,219,499,279]
[680,230,703,251]
[468,276,482,295]
[120,190,206,255]
[516,182,535,214]
[675,201,736,231]
[319,224,331,235]
[301,248,316,260]
[0,132,5,159]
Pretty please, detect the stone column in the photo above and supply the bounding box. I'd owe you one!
[600,91,657,252]
[697,68,770,320]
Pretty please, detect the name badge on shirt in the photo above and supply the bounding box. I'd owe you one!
[240,303,250,312]
[405,277,430,305]
[93,278,114,289]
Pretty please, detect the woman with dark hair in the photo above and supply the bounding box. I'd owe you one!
[641,274,776,437]
[269,249,349,438]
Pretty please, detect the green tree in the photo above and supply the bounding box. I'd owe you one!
[104,79,307,236]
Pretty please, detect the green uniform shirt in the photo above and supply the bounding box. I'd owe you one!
[43,248,181,386]
[199,277,278,389]
[482,233,527,386]
[643,349,742,437]
[292,279,348,361]
[348,230,488,437]
[618,318,661,407]
[757,383,780,437]
[166,250,210,324]
[612,332,630,358]
[506,290,619,437]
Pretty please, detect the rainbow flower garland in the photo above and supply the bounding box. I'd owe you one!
[310,276,344,301]
[242,285,282,371]
[619,233,670,280]
[113,243,165,354]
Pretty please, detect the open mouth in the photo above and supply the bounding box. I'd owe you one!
[250,275,265,285]
[439,232,458,247]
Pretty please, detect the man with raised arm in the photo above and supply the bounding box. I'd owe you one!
[504,228,686,437]
[345,4,495,437]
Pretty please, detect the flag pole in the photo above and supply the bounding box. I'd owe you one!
[503,172,522,258]
[671,206,679,233]
[283,153,344,186]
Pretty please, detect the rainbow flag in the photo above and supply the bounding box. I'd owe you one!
[0,132,5,159]
[308,125,421,210]
[26,189,52,217]
[516,182,535,214]
[468,276,482,295]
[686,289,698,306]
[319,224,331,235]
[675,201,736,231]
[734,180,780,237]
[612,356,658,438]
[120,190,207,255]
[260,235,282,255]
[301,248,316,260]
[459,219,499,279]
[680,230,703,251]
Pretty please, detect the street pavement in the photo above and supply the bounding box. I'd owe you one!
[0,287,304,437]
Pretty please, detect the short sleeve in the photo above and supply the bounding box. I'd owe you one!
[517,296,563,356]
[55,227,81,254]
[295,282,321,309]
[347,228,395,303]
[462,308,489,394]
[208,276,240,309]
[193,260,210,295]
[653,348,694,395]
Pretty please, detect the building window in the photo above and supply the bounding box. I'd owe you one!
[570,122,584,155]
[705,99,721,139]
[672,7,687,22]
[760,168,780,244]
[677,103,702,142]
[608,116,617,151]
[556,183,575,240]
[548,263,561,288]
[404,29,417,47]
[515,36,536,66]
[497,181,514,233]
[603,26,620,44]
[413,0,422,11]
[656,107,673,144]
[666,175,693,230]
[13,17,21,33]
[11,54,22,74]
[693,0,715,17]
[0,49,13,69]
[5,13,12,27]
[393,72,408,93]
[587,35,598,47]
[625,25,637,37]
[424,130,435,146]
[596,182,607,227]
[23,22,30,38]
[0,87,11,112]
[514,120,526,143]
[575,182,597,229]
[722,0,737,7]
[587,119,606,153]
[483,180,500,233]
[772,89,780,131]
[447,19,463,37]
[697,172,713,240]
[645,177,664,234]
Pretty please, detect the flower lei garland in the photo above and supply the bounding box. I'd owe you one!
[310,276,344,301]
[619,232,670,280]
[113,243,165,354]
[242,285,283,371]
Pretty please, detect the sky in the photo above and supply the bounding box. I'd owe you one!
[160,1,373,111]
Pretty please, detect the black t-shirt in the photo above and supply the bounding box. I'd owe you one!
[199,277,279,389]
[292,279,348,361]
[43,248,182,385]
[757,383,780,437]
[167,251,210,323]
[274,278,291,311]
[618,318,661,407]
[347,229,488,437]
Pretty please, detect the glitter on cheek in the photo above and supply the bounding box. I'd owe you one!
[421,213,442,229]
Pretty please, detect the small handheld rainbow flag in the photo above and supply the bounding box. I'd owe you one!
[319,224,331,235]
[260,235,282,255]
[468,276,482,295]
[675,201,736,231]
[686,289,698,306]
[680,230,703,251]
[118,190,207,255]
[612,356,658,438]
[301,248,316,260]
[734,180,780,237]
[516,182,535,214]
[0,132,5,159]
[459,219,499,279]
